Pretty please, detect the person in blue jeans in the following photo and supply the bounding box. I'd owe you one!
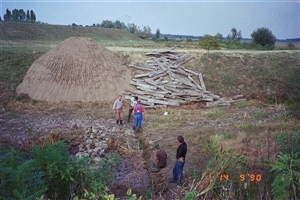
[133,100,145,132]
[170,136,187,186]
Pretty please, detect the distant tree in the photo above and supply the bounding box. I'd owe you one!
[18,9,26,21]
[120,22,127,30]
[137,25,152,39]
[227,28,242,41]
[26,10,30,21]
[100,20,113,28]
[71,23,77,26]
[113,20,122,29]
[0,16,2,21]
[287,42,295,49]
[30,10,36,22]
[215,33,223,40]
[4,9,12,21]
[251,27,276,48]
[128,23,137,34]
[155,29,161,39]
[198,34,220,52]
[12,9,19,21]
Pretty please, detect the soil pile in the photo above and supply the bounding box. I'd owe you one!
[16,37,133,102]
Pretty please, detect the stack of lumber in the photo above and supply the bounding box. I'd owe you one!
[124,48,245,108]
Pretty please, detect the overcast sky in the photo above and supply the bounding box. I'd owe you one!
[1,0,299,39]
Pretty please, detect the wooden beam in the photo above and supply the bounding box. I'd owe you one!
[198,73,206,91]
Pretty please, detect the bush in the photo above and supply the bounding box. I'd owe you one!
[251,27,276,49]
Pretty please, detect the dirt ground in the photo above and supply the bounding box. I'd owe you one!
[1,99,298,199]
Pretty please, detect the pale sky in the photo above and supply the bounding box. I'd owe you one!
[1,0,299,39]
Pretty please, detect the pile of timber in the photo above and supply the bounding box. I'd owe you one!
[124,48,246,108]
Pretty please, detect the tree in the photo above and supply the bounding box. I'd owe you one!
[113,20,122,29]
[215,33,223,40]
[198,34,220,52]
[127,23,137,34]
[4,9,12,21]
[26,10,30,21]
[155,29,160,39]
[12,9,19,21]
[30,10,36,22]
[18,9,26,21]
[251,27,276,48]
[226,28,242,41]
[287,42,295,49]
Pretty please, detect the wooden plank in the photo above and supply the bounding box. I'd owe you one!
[198,73,206,91]
[188,76,202,90]
[174,77,195,87]
[148,98,180,106]
[149,71,166,79]
[144,105,167,109]
[200,98,214,102]
[181,68,198,76]
[137,83,157,90]
[172,92,203,97]
[130,80,138,86]
[153,57,167,71]
[134,73,151,78]
[177,55,194,66]
[134,90,165,98]
[136,86,169,94]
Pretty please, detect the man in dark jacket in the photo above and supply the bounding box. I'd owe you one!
[170,136,187,186]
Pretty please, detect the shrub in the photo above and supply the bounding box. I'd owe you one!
[33,141,73,198]
[251,27,276,49]
[270,129,300,199]
[0,148,46,199]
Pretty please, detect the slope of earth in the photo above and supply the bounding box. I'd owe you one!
[0,22,142,42]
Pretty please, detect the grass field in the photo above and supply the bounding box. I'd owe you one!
[1,22,300,199]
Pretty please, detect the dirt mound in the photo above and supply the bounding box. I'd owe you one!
[16,37,133,102]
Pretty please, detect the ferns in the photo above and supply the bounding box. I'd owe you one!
[270,130,300,200]
[0,142,118,199]
[0,155,46,199]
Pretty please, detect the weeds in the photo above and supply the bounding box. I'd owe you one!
[204,108,225,119]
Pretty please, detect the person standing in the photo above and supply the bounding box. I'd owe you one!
[150,144,168,172]
[127,96,138,123]
[113,95,123,125]
[170,136,187,186]
[133,100,145,132]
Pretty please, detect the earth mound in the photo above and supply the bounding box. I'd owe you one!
[16,37,133,102]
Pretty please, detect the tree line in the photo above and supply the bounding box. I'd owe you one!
[93,20,158,40]
[1,8,36,23]
[198,27,277,52]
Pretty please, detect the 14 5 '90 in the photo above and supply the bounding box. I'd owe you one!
[219,173,262,182]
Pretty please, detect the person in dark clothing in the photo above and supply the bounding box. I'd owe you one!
[127,96,138,123]
[150,144,168,172]
[170,136,187,186]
